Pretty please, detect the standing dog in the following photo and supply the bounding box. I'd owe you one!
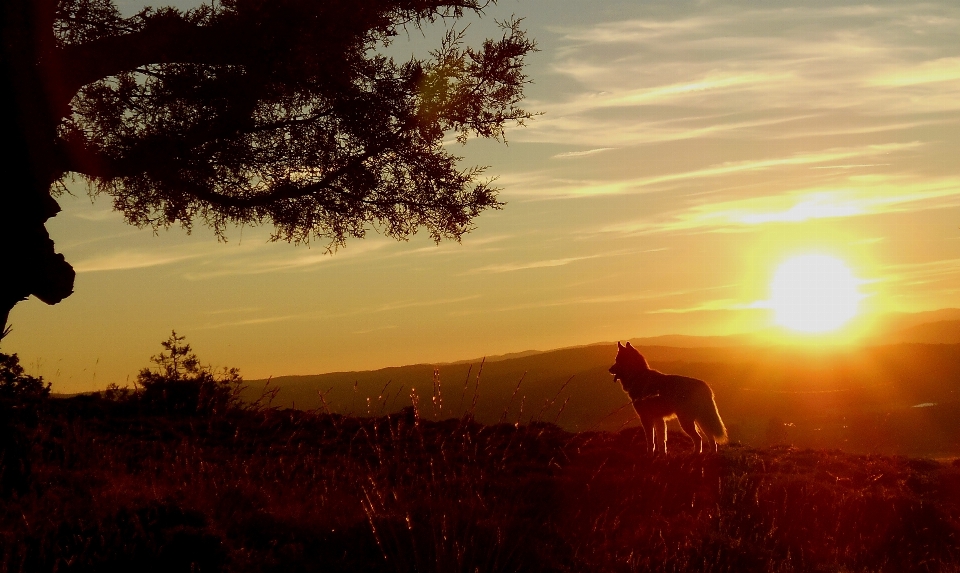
[609,341,727,453]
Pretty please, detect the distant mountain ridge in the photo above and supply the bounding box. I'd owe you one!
[877,319,960,345]
[444,333,760,366]
[244,308,960,456]
[874,308,960,335]
[433,308,960,367]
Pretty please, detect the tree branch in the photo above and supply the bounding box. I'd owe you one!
[184,150,381,210]
[57,15,233,105]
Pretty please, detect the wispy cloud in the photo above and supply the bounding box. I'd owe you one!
[599,175,960,236]
[448,284,737,316]
[647,299,763,314]
[70,208,121,222]
[517,4,960,148]
[463,256,594,274]
[372,295,480,312]
[461,248,638,274]
[183,239,394,280]
[397,233,516,256]
[193,313,309,330]
[195,294,482,330]
[622,143,921,190]
[552,148,615,159]
[879,257,960,285]
[73,250,203,273]
[868,57,960,87]
[505,142,923,199]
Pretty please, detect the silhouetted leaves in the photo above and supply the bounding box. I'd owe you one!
[1,0,535,329]
[132,331,243,416]
[57,0,534,247]
[0,353,51,402]
[0,353,48,496]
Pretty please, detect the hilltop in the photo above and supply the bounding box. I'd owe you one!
[245,310,960,458]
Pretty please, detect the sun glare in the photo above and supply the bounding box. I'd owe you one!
[770,254,863,333]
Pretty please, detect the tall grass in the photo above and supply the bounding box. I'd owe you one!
[0,378,957,571]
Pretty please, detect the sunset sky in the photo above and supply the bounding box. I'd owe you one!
[7,0,960,392]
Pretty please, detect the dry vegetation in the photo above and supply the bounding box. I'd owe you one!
[1,390,959,572]
[1,336,959,572]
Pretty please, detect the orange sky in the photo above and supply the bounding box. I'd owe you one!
[7,0,960,392]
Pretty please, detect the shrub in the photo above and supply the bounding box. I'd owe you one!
[0,353,48,496]
[0,352,50,401]
[135,331,243,417]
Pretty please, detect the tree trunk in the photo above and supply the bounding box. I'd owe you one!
[0,0,75,342]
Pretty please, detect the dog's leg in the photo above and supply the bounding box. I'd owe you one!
[639,416,655,454]
[697,422,720,452]
[653,417,667,454]
[697,422,716,453]
[678,416,702,453]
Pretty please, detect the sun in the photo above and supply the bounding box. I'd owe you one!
[770,254,863,333]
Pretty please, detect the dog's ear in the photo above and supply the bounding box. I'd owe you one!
[626,341,633,348]
[617,341,624,349]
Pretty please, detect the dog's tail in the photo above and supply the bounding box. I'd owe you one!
[699,395,728,444]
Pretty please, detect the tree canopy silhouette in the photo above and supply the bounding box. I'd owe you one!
[0,0,535,334]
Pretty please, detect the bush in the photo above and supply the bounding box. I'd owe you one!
[0,353,48,496]
[134,331,243,417]
[0,352,50,401]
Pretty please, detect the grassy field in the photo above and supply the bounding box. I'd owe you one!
[1,393,959,572]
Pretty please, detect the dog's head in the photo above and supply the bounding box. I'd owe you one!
[609,341,649,383]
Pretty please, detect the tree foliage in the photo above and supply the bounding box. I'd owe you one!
[0,353,51,402]
[133,331,243,416]
[0,0,536,329]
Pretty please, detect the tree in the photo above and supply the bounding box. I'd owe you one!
[0,352,51,401]
[0,352,49,494]
[0,0,536,335]
[134,330,242,416]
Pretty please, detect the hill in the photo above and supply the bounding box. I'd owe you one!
[882,320,960,344]
[247,340,960,457]
[874,308,960,341]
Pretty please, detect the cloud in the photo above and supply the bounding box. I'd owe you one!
[646,299,763,314]
[195,294,483,331]
[552,148,615,159]
[879,257,960,285]
[521,110,817,149]
[73,250,203,272]
[868,57,960,87]
[448,284,737,316]
[70,209,121,222]
[372,295,481,312]
[624,143,921,190]
[461,248,639,275]
[183,239,394,280]
[463,255,597,274]
[505,142,923,199]
[516,4,960,148]
[600,175,960,236]
[194,314,306,330]
[396,233,517,256]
